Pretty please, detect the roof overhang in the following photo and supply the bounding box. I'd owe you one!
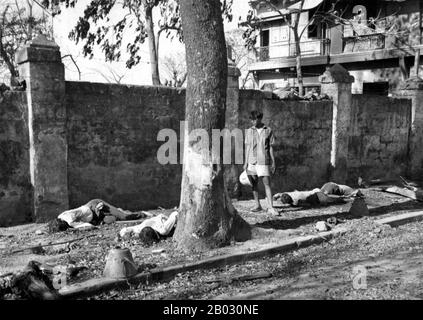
[249,0,324,13]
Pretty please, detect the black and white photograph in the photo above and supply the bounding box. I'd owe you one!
[1,0,423,309]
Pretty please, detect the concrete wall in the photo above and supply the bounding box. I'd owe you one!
[65,82,185,210]
[239,90,333,192]
[347,95,411,184]
[0,91,32,226]
[0,81,414,225]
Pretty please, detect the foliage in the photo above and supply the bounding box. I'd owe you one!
[42,0,233,70]
[226,28,256,89]
[160,50,186,87]
[0,0,50,82]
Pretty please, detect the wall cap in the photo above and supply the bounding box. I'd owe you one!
[16,34,61,65]
[319,64,355,84]
[398,76,423,91]
[228,59,241,77]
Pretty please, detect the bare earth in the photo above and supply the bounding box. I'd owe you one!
[1,187,423,300]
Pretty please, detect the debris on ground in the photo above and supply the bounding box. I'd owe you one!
[0,261,60,300]
[382,186,423,202]
[103,247,138,279]
[349,198,369,217]
[326,217,342,228]
[152,249,166,254]
[8,234,97,255]
[2,189,423,300]
[315,221,329,232]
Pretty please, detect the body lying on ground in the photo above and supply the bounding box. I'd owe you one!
[48,199,146,232]
[273,182,363,207]
[320,182,362,197]
[119,211,178,245]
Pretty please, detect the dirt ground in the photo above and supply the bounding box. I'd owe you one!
[1,187,423,300]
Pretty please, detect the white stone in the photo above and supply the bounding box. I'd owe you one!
[315,221,328,232]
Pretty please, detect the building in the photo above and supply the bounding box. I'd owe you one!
[248,0,423,94]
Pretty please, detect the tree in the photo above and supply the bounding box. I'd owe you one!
[324,4,422,79]
[174,0,250,252]
[0,0,50,85]
[383,10,422,79]
[160,50,186,87]
[91,63,128,84]
[44,0,233,86]
[226,28,257,89]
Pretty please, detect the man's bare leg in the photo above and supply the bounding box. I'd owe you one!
[262,176,279,215]
[251,176,262,211]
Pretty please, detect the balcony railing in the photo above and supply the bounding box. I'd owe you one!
[343,33,386,53]
[257,39,331,62]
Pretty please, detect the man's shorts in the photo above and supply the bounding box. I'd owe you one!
[247,163,271,177]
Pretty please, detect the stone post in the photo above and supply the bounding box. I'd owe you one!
[398,77,423,178]
[319,64,354,183]
[225,50,242,198]
[16,35,68,222]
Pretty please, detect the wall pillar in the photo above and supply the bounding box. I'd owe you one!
[16,35,68,222]
[398,77,423,178]
[319,64,354,183]
[225,53,242,198]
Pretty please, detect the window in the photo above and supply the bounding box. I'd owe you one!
[260,29,270,47]
[363,82,389,96]
[308,24,319,39]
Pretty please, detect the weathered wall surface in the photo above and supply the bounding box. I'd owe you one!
[347,95,411,184]
[65,82,185,210]
[0,91,32,226]
[239,90,333,193]
[0,82,414,226]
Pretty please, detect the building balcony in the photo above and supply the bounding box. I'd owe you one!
[343,33,386,53]
[256,39,331,62]
[250,31,423,74]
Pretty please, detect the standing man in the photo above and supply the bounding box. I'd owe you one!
[244,111,280,215]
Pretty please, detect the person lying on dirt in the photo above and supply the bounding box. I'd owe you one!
[320,182,363,197]
[273,189,345,207]
[273,182,362,207]
[118,211,178,245]
[47,199,146,232]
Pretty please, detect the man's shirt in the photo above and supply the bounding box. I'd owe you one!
[119,211,178,238]
[58,205,95,229]
[245,125,275,165]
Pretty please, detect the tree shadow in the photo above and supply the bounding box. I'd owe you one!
[254,200,423,230]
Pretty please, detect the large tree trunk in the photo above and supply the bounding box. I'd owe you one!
[145,5,161,86]
[174,0,251,252]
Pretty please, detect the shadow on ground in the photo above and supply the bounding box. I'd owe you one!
[254,200,423,231]
[217,249,423,300]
